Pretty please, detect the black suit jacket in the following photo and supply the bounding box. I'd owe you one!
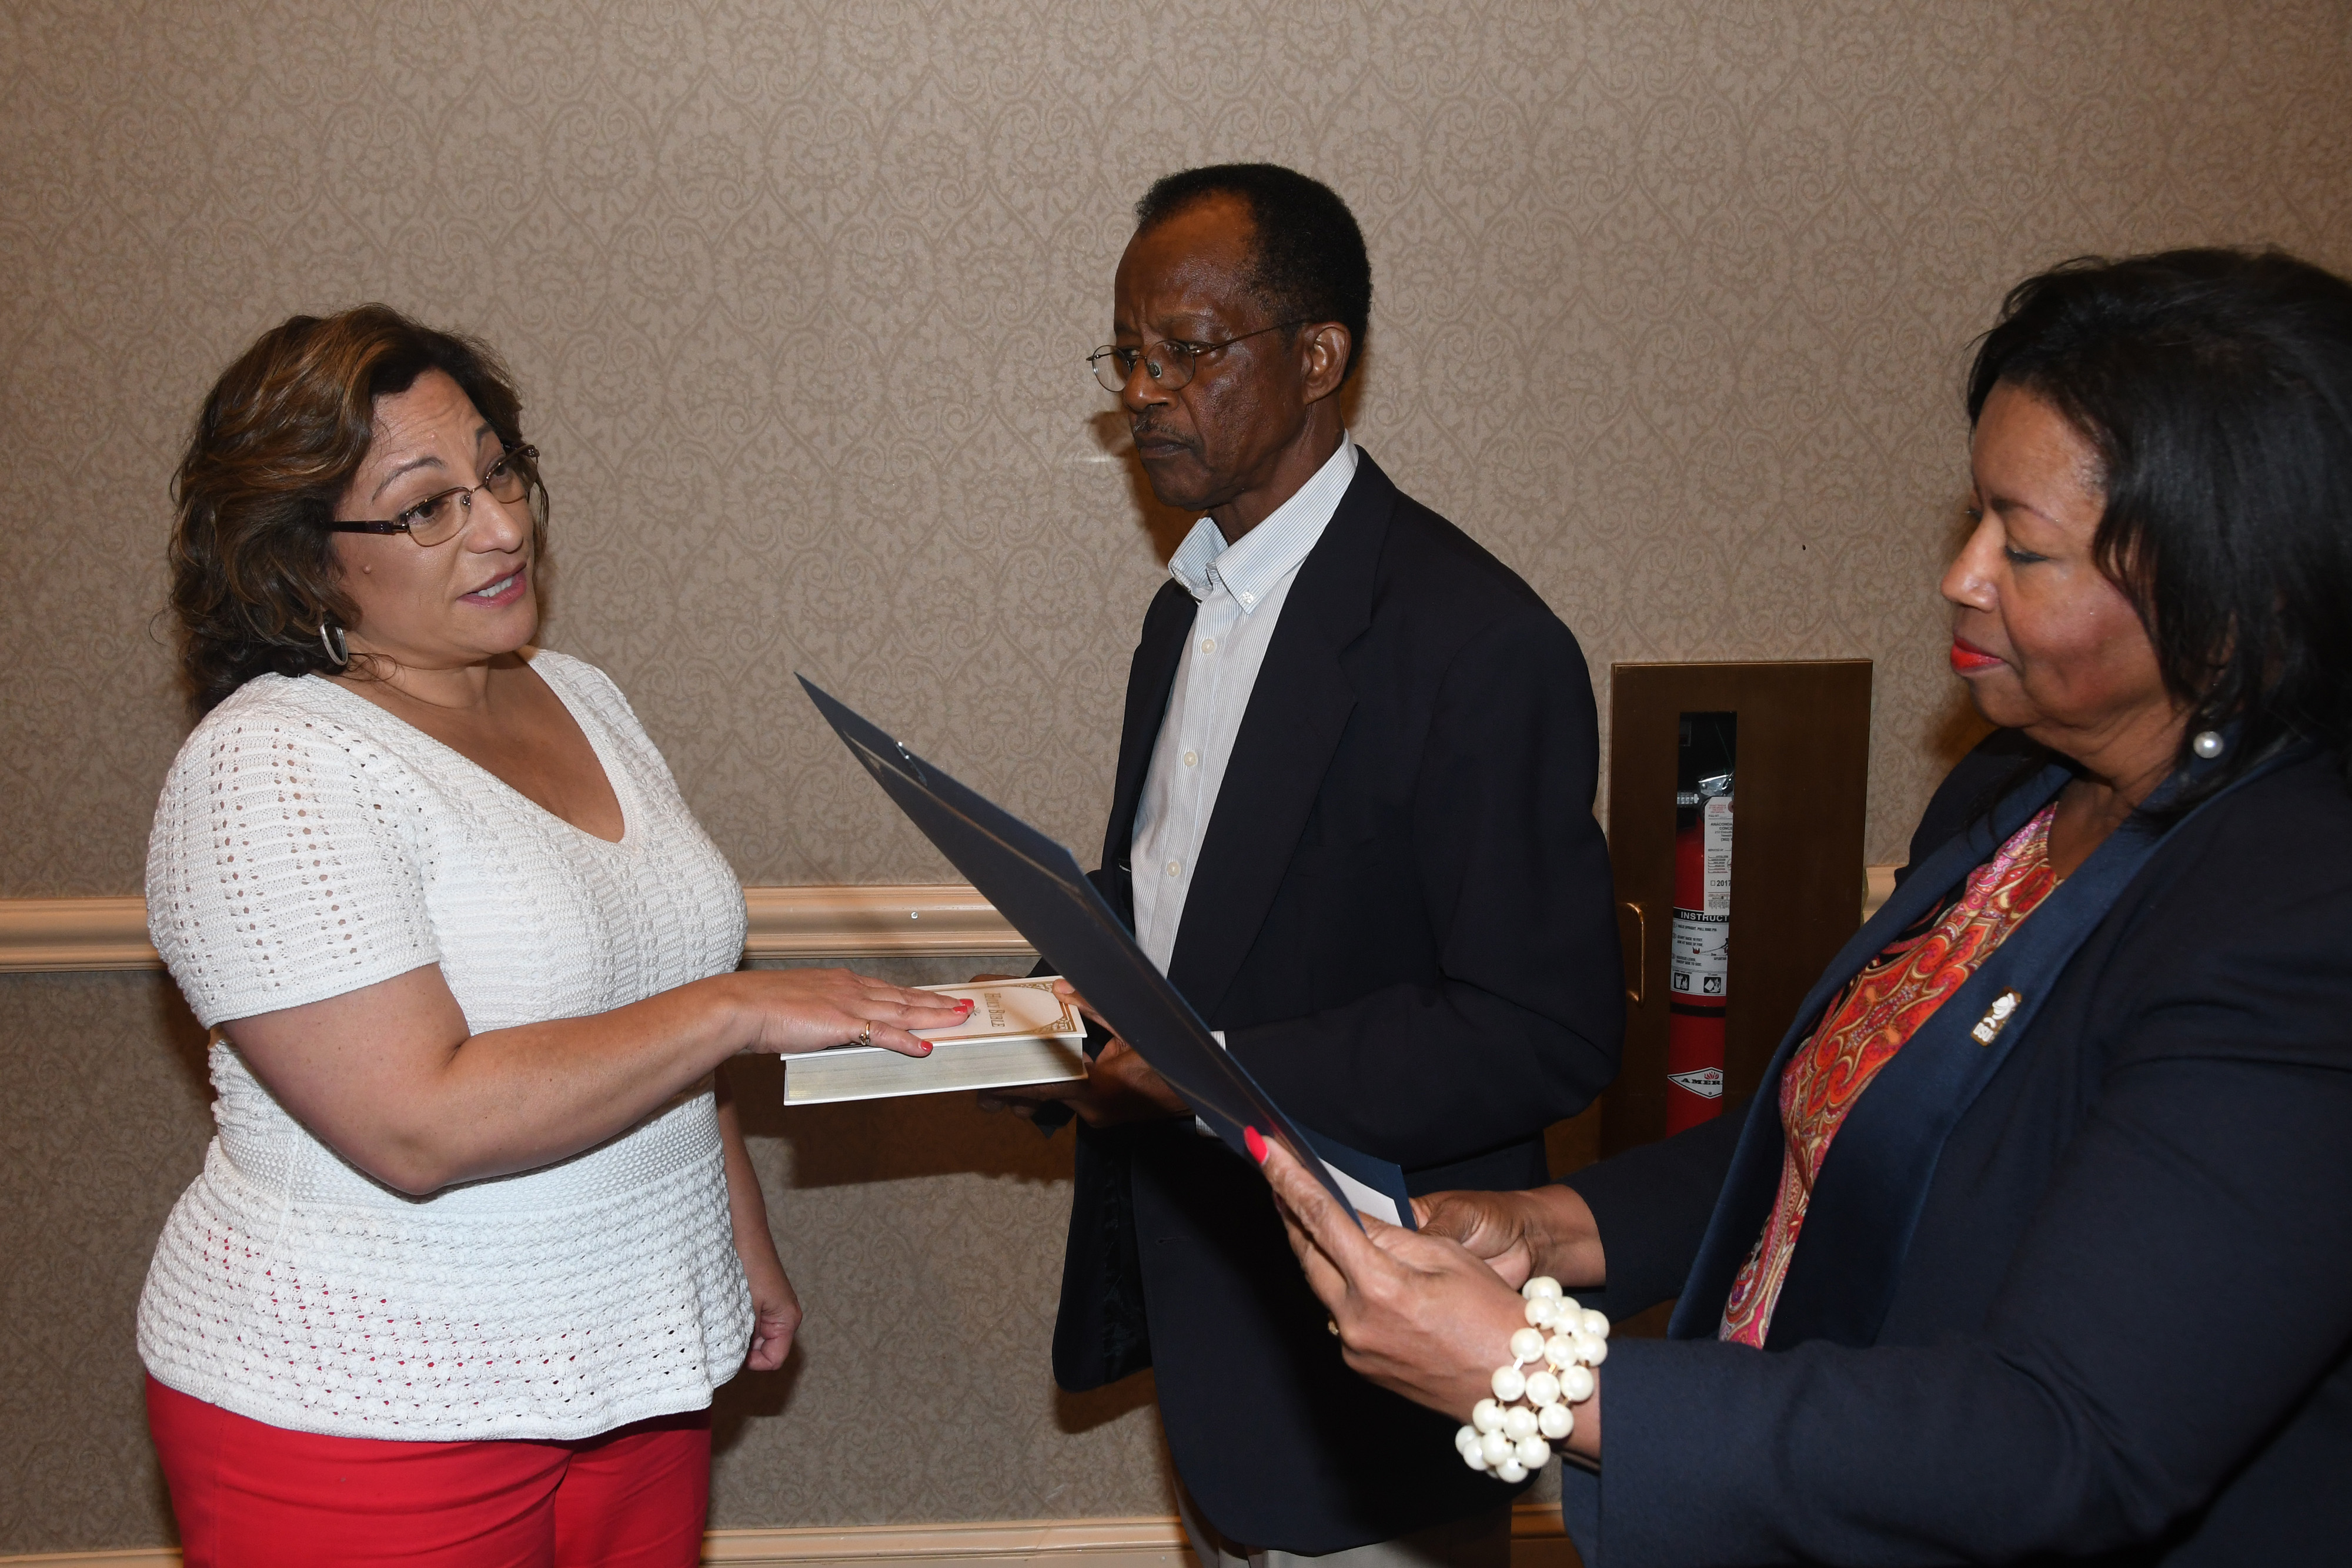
[1557,732,2352,1566]
[1043,452,1623,1553]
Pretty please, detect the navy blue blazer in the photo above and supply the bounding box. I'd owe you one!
[1043,452,1624,1554]
[1558,732,2352,1565]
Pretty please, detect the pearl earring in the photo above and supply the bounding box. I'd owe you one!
[2192,730,2224,760]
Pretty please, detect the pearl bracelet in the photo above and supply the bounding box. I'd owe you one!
[1453,1276,1607,1482]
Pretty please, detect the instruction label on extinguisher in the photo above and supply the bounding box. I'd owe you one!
[1669,795,1734,998]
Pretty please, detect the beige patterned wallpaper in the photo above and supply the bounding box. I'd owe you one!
[4,0,2350,1552]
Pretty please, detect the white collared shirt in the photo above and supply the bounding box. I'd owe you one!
[1130,432,1358,971]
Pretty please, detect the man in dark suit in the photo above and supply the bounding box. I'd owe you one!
[986,163,1623,1566]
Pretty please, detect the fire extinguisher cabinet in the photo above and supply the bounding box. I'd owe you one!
[1595,660,1873,1161]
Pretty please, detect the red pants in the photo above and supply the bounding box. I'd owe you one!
[147,1376,711,1567]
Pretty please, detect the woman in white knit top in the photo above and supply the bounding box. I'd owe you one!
[142,305,967,1567]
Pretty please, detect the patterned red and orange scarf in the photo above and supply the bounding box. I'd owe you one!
[1719,803,2062,1346]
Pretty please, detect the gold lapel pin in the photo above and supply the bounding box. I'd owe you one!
[1970,989,2023,1045]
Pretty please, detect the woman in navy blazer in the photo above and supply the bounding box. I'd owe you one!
[1248,247,2352,1566]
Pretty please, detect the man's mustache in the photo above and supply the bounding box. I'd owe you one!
[1129,420,1192,452]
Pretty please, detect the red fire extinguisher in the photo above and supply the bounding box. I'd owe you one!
[1665,773,1731,1133]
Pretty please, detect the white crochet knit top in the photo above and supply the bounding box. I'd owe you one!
[139,650,753,1440]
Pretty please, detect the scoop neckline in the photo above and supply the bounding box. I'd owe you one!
[297,653,640,852]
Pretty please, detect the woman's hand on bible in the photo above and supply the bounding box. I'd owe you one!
[1254,1132,1535,1425]
[729,967,968,1057]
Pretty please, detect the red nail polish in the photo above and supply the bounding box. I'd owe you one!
[1244,1126,1268,1164]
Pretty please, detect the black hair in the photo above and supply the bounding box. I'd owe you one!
[1966,248,2352,808]
[1134,163,1372,384]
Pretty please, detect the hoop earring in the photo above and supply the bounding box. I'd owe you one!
[319,620,349,668]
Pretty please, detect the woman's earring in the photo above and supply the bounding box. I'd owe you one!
[2191,730,2224,759]
[319,620,349,668]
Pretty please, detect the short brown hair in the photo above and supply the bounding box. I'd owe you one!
[168,305,541,710]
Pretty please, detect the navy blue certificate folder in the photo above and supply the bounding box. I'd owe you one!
[800,674,1411,1232]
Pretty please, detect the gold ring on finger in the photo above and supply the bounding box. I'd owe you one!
[856,1021,874,1048]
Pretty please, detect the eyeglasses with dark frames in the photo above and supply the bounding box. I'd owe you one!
[328,444,542,548]
[1088,322,1307,394]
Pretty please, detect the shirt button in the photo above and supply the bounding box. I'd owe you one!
[1240,593,1255,607]
[1200,637,1216,655]
[1182,750,1198,767]
[1165,859,1182,878]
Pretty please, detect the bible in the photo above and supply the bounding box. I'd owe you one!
[783,977,1087,1106]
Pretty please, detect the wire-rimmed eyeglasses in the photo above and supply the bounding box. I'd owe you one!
[328,445,543,547]
[1087,322,1305,394]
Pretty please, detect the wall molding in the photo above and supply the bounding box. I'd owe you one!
[0,1503,1576,1568]
[740,884,1031,961]
[1863,863,1897,920]
[1,870,1904,977]
[0,885,1034,975]
[0,898,161,973]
